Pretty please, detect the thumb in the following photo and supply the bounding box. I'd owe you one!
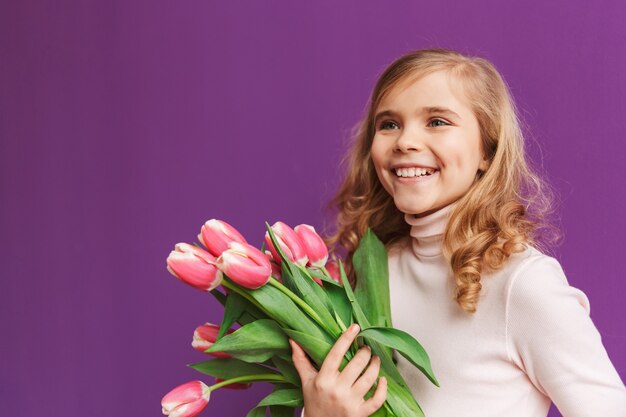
[289,339,317,383]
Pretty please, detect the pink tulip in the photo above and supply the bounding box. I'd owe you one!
[294,224,329,268]
[161,380,211,417]
[216,242,272,289]
[167,243,222,291]
[192,323,234,358]
[270,262,282,282]
[265,251,282,282]
[325,259,342,284]
[264,221,308,267]
[198,219,247,257]
[215,377,251,390]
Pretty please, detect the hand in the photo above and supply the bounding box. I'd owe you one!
[290,323,387,417]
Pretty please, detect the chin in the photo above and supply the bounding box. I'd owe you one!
[393,198,436,216]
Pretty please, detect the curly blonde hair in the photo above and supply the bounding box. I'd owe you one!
[324,48,561,313]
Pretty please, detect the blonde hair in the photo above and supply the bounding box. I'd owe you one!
[324,48,561,313]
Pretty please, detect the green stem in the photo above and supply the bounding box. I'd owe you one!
[268,277,331,334]
[320,265,331,279]
[208,374,287,391]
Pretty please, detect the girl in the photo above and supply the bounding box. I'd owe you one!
[289,48,626,417]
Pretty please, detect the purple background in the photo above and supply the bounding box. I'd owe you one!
[1,1,624,416]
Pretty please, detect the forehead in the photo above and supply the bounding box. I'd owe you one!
[377,70,471,114]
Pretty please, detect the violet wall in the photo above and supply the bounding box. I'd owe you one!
[1,1,624,416]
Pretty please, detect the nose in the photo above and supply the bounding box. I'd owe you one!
[394,126,425,153]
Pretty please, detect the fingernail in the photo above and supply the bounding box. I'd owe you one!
[351,323,360,333]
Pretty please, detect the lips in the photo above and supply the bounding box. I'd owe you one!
[390,163,439,170]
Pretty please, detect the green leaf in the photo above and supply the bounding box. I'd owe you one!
[338,259,371,329]
[325,283,353,331]
[209,288,227,306]
[206,319,290,363]
[338,260,414,390]
[282,263,341,338]
[209,288,260,326]
[245,280,331,344]
[353,228,392,328]
[384,375,425,417]
[237,310,264,326]
[269,405,295,417]
[271,356,301,387]
[359,327,438,386]
[283,329,348,370]
[217,292,247,340]
[246,407,266,417]
[257,389,303,407]
[188,358,279,380]
[307,267,342,287]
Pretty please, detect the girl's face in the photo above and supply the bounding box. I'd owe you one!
[371,70,489,217]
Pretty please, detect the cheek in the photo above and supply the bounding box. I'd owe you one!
[369,154,392,193]
[436,144,473,172]
[370,142,386,171]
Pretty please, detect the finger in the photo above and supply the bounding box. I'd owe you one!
[352,355,381,397]
[338,345,372,386]
[362,376,387,415]
[289,339,318,384]
[319,323,360,377]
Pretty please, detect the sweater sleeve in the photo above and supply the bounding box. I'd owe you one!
[505,255,626,417]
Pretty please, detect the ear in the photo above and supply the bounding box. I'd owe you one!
[478,154,489,172]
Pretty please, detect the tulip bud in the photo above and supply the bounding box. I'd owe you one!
[325,259,342,285]
[192,323,234,358]
[215,378,251,390]
[264,251,282,282]
[294,224,329,268]
[161,380,211,417]
[167,243,222,291]
[198,219,247,257]
[265,221,308,267]
[216,242,272,289]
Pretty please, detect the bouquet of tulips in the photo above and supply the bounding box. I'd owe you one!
[162,219,438,417]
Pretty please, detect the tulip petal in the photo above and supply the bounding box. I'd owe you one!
[167,248,222,291]
[266,221,308,266]
[161,381,210,417]
[192,323,233,358]
[216,243,271,289]
[294,224,329,268]
[275,222,309,266]
[199,219,247,257]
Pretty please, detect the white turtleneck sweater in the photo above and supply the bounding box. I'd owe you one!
[387,202,626,417]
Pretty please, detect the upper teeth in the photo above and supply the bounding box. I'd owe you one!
[394,167,436,177]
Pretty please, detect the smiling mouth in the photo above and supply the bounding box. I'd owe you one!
[393,167,438,178]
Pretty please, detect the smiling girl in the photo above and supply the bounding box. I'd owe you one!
[290,48,626,416]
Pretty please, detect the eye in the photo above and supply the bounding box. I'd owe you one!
[379,120,399,130]
[428,118,449,127]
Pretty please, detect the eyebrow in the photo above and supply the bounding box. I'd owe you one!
[374,106,462,124]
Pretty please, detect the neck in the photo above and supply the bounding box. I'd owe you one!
[403,201,458,258]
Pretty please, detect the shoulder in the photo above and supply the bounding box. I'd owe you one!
[498,244,561,282]
[503,245,590,315]
[503,246,594,359]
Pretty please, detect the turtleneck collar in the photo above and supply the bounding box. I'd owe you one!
[403,201,458,258]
